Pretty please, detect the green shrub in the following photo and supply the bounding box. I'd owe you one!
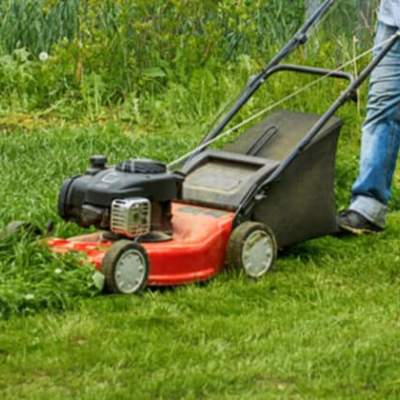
[0,0,378,116]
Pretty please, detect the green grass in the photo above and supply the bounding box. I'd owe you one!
[1,33,400,398]
[1,108,400,398]
[0,224,400,399]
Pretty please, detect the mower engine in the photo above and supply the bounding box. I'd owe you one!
[58,156,183,239]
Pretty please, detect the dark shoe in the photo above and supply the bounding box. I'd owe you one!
[337,210,383,235]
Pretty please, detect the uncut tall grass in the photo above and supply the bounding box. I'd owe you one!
[0,0,378,116]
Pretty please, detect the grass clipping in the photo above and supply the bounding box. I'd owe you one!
[0,235,101,319]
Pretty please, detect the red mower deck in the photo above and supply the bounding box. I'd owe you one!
[48,203,234,286]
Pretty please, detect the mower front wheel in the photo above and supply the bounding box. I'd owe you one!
[227,222,277,279]
[101,240,149,295]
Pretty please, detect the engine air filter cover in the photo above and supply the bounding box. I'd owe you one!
[111,198,151,238]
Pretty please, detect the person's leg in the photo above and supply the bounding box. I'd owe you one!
[340,22,400,232]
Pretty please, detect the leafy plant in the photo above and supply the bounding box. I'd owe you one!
[0,235,100,319]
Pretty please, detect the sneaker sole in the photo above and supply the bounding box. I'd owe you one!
[339,223,381,235]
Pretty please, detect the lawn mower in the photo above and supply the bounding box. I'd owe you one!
[34,1,399,294]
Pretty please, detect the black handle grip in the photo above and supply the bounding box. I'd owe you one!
[263,63,358,102]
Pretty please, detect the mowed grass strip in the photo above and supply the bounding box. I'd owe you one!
[0,72,399,397]
[0,221,399,399]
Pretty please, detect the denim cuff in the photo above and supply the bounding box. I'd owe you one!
[349,196,387,228]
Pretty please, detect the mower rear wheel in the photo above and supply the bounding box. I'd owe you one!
[227,222,277,278]
[101,240,149,295]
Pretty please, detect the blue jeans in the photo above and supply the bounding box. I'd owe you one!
[350,22,400,228]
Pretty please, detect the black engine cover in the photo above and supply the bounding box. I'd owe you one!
[59,157,183,228]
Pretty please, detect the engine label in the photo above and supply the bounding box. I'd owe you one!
[101,172,120,184]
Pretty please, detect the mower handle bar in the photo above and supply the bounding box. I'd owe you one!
[263,63,358,102]
[234,31,400,224]
[187,0,337,159]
